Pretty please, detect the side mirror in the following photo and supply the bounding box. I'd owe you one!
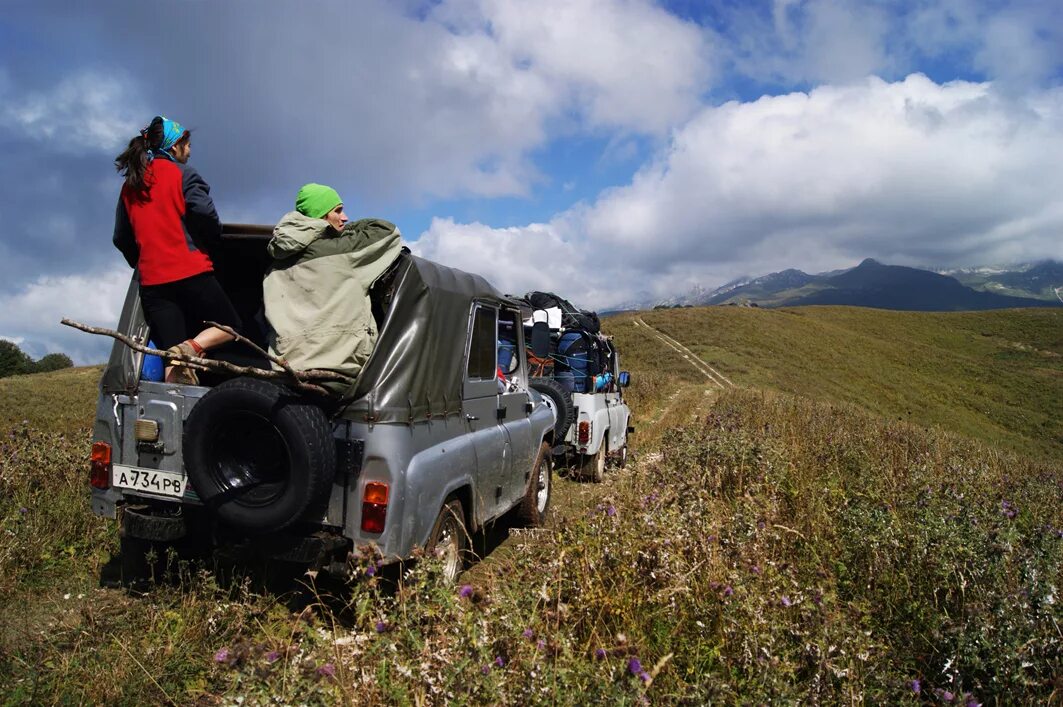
[530,314,550,359]
[619,371,631,387]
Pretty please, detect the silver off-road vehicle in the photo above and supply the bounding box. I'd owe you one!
[89,226,556,584]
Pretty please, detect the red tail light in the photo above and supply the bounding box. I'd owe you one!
[90,442,112,489]
[361,482,389,533]
[578,421,590,445]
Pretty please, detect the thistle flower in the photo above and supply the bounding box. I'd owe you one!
[459,584,474,599]
[780,595,792,607]
[494,656,505,668]
[375,621,388,633]
[722,585,734,597]
[628,657,643,675]
[365,564,377,577]
[265,651,280,663]
[595,648,607,660]
[522,628,535,640]
[606,505,616,517]
[909,679,920,694]
[316,663,336,678]
[213,648,230,663]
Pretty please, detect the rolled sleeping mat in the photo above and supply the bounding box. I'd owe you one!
[531,310,551,359]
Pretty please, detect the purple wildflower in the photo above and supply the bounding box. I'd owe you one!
[936,689,954,702]
[481,665,491,675]
[459,584,474,599]
[494,655,505,668]
[722,585,734,597]
[365,564,376,577]
[910,679,920,694]
[536,639,546,650]
[1001,500,1017,519]
[213,648,230,663]
[316,663,336,678]
[781,595,792,607]
[606,505,616,517]
[265,650,280,663]
[18,507,28,514]
[751,565,761,575]
[706,534,717,544]
[522,628,535,640]
[628,657,643,676]
[757,519,766,530]
[375,621,388,633]
[639,670,651,683]
[595,648,607,660]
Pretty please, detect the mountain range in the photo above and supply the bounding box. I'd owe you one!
[637,259,1063,312]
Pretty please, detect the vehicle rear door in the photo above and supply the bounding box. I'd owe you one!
[497,306,533,507]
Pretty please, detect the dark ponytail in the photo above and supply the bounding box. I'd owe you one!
[114,117,164,196]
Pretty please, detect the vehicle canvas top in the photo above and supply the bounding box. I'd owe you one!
[341,252,519,423]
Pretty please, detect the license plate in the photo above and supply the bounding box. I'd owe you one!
[112,465,186,498]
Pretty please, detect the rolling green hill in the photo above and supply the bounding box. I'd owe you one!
[1,309,1060,704]
[611,306,1063,462]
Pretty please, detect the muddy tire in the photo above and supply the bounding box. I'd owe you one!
[184,377,335,534]
[582,444,606,483]
[426,499,468,585]
[529,377,574,441]
[517,441,552,526]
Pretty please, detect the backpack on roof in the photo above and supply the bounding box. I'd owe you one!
[524,291,601,334]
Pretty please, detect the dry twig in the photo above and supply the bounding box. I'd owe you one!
[60,318,352,396]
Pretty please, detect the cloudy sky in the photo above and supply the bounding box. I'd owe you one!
[2,0,1062,362]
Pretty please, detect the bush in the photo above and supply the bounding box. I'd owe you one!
[0,340,32,378]
[32,353,74,374]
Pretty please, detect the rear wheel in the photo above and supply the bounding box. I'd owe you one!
[517,441,552,526]
[184,378,335,534]
[529,378,574,441]
[611,444,628,469]
[426,500,468,585]
[582,445,606,483]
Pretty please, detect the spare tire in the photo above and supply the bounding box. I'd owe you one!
[529,377,574,441]
[183,377,335,534]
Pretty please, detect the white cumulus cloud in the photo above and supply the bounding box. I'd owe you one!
[416,74,1063,307]
[0,267,131,363]
[1,71,146,153]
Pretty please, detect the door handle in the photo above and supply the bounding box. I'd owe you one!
[465,414,480,421]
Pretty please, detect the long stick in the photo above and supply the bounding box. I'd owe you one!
[203,320,303,381]
[60,319,350,395]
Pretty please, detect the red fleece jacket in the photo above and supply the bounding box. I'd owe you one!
[113,157,221,286]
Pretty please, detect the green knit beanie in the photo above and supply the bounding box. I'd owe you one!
[295,183,343,219]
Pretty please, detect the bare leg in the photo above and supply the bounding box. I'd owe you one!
[191,326,236,351]
[162,327,235,383]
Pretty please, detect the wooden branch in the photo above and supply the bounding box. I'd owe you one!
[203,320,302,380]
[60,319,351,396]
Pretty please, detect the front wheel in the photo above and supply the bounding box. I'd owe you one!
[426,499,469,585]
[517,441,552,526]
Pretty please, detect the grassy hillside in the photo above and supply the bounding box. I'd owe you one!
[1,312,1060,704]
[611,306,1063,462]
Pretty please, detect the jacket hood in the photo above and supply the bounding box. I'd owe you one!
[267,210,330,260]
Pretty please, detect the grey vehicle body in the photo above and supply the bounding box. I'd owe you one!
[90,232,555,569]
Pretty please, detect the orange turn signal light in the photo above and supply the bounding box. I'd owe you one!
[90,441,112,489]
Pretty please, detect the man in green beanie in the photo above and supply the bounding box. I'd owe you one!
[295,183,348,230]
[263,184,403,388]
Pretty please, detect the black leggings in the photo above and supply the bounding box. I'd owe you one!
[139,272,242,351]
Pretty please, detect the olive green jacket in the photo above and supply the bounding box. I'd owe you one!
[263,212,403,382]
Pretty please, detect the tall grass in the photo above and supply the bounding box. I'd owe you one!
[4,384,1057,704]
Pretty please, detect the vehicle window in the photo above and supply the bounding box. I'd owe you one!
[498,309,521,375]
[467,305,497,380]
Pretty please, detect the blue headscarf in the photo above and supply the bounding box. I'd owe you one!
[143,117,187,161]
[157,117,186,152]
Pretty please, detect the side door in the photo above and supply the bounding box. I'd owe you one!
[497,306,533,507]
[462,303,508,520]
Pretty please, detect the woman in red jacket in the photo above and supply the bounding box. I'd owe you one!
[113,116,240,384]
